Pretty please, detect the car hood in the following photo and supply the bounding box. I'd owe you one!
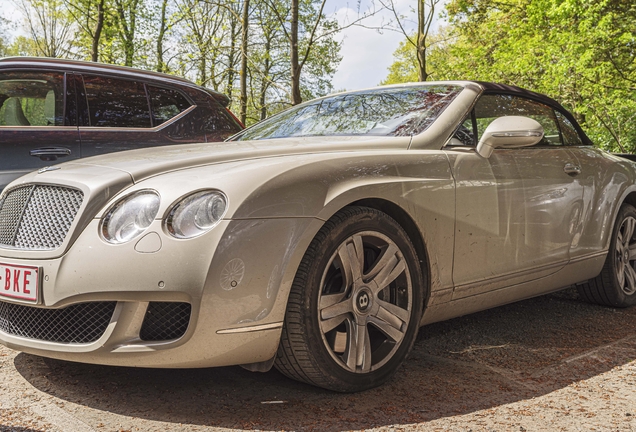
[59,135,412,183]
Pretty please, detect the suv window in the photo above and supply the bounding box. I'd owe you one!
[0,71,65,126]
[82,75,151,128]
[147,85,191,126]
[474,94,562,146]
[204,98,244,141]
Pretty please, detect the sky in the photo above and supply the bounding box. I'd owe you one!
[0,0,446,92]
[326,0,446,91]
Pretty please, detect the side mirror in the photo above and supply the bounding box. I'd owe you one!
[476,116,544,158]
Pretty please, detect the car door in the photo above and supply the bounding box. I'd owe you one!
[76,74,202,157]
[0,70,80,191]
[553,110,624,260]
[445,94,584,299]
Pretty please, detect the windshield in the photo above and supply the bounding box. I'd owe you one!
[234,84,462,141]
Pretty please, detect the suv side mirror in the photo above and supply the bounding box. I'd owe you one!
[476,116,544,158]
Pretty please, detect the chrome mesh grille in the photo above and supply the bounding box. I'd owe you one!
[0,186,32,245]
[0,301,117,343]
[140,302,191,341]
[0,185,83,250]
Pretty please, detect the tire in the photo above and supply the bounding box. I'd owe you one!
[578,203,636,308]
[275,206,425,392]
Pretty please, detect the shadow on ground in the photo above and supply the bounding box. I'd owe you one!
[14,288,636,431]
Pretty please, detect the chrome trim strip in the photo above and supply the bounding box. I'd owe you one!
[216,322,283,334]
[0,60,200,89]
[569,250,607,263]
[454,259,568,293]
[0,126,78,131]
[78,105,196,133]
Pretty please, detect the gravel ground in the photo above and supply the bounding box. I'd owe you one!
[1,287,635,431]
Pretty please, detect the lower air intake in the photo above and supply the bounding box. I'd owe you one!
[140,302,191,341]
[0,301,117,343]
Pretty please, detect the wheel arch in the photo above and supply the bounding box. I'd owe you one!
[605,187,636,251]
[622,191,636,212]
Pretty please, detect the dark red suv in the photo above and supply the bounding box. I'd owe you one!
[0,57,243,190]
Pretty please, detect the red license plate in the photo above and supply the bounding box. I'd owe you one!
[0,263,39,303]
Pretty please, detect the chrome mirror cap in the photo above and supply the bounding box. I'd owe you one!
[476,116,544,158]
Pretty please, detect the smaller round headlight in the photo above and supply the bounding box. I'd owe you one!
[101,190,160,244]
[165,190,228,239]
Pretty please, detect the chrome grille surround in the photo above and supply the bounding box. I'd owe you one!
[0,185,84,250]
[0,301,117,344]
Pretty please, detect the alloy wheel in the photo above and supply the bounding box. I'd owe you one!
[614,215,636,295]
[318,231,413,373]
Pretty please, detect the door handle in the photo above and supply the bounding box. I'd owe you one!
[564,163,581,175]
[30,147,72,162]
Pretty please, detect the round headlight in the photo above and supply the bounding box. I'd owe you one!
[165,190,227,239]
[101,190,160,244]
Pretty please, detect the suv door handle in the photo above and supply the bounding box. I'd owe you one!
[30,147,72,162]
[564,163,581,175]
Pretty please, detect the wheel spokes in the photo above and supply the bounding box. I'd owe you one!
[368,315,405,342]
[624,263,636,295]
[623,217,636,248]
[617,260,626,288]
[367,249,406,292]
[344,321,372,372]
[320,293,352,320]
[340,235,364,284]
[616,233,624,253]
[365,244,398,280]
[321,315,347,333]
[376,299,409,328]
[616,216,636,295]
[336,245,354,290]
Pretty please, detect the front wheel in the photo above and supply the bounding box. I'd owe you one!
[275,206,425,392]
[578,203,636,307]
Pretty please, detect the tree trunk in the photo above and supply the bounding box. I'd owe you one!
[199,55,206,85]
[416,0,429,81]
[290,0,301,105]
[226,17,237,101]
[116,0,137,67]
[156,0,168,72]
[91,0,105,62]
[260,37,271,120]
[239,0,250,124]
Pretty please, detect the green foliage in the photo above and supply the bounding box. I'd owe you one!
[384,0,636,152]
[6,36,41,57]
[381,39,419,84]
[3,0,342,127]
[381,28,452,85]
[0,17,13,56]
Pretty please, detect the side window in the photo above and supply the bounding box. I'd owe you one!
[555,110,583,146]
[203,98,243,141]
[474,94,563,146]
[0,71,65,126]
[147,85,191,126]
[450,115,476,146]
[82,75,151,128]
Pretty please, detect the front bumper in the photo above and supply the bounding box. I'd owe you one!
[0,216,319,368]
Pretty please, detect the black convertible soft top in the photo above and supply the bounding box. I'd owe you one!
[475,81,594,146]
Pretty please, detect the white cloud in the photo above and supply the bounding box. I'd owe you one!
[326,0,446,92]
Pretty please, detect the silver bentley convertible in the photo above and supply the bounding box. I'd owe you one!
[1,81,635,392]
